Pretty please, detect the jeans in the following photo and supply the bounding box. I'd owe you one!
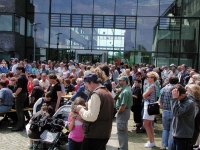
[170,137,193,150]
[68,138,82,150]
[0,105,12,113]
[162,110,173,148]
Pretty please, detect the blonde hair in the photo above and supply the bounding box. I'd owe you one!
[147,72,159,81]
[186,84,200,100]
[90,67,106,83]
[192,74,200,81]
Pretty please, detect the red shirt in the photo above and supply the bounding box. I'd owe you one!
[27,81,34,95]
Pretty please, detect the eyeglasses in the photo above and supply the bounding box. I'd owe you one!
[11,80,15,81]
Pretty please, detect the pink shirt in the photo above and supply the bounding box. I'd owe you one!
[68,112,84,142]
[74,85,79,92]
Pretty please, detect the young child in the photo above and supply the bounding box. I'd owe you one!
[26,103,54,149]
[68,97,86,150]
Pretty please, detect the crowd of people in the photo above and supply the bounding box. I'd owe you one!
[0,58,200,150]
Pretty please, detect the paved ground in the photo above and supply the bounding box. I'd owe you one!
[0,113,163,150]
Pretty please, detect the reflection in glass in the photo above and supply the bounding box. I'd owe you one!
[94,0,115,15]
[115,0,137,15]
[0,15,12,31]
[136,17,158,51]
[33,14,49,48]
[160,0,175,16]
[52,0,71,13]
[138,0,159,16]
[32,0,50,13]
[72,0,93,14]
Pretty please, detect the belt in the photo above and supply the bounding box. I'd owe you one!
[163,108,171,110]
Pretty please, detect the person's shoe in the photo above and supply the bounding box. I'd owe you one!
[144,141,150,146]
[160,147,167,150]
[144,142,155,148]
[136,128,146,133]
[11,128,23,131]
[28,144,33,149]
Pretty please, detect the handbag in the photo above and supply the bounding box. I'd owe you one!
[147,86,160,115]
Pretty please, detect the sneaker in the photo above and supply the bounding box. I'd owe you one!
[144,141,150,146]
[144,142,155,148]
[160,147,167,150]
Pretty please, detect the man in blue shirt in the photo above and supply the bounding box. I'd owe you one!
[0,81,13,112]
[23,59,32,74]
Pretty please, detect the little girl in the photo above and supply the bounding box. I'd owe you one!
[68,97,85,150]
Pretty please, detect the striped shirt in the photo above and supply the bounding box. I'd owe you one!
[149,85,157,104]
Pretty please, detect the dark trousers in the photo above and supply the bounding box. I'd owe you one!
[171,137,193,150]
[15,93,27,128]
[81,138,109,150]
[68,138,82,150]
[192,112,200,145]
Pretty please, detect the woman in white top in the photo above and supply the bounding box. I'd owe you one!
[62,64,70,79]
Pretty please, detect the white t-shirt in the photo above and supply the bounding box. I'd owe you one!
[39,79,50,90]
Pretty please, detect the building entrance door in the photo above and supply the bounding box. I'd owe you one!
[79,54,101,63]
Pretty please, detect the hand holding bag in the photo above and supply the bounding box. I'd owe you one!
[147,86,160,115]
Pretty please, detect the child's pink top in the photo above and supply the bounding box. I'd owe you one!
[75,85,79,91]
[68,112,84,142]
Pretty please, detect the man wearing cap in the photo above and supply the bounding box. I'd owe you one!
[75,73,114,150]
[116,76,133,150]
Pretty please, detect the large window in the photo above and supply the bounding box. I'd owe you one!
[0,15,12,31]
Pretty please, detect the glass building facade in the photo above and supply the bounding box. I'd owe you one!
[0,0,200,70]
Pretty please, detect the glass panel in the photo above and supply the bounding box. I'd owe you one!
[72,0,93,14]
[126,16,136,29]
[33,14,49,48]
[94,0,115,15]
[184,0,200,17]
[180,19,199,53]
[115,0,137,15]
[0,15,12,31]
[115,16,125,28]
[15,16,20,33]
[137,0,159,16]
[52,0,71,13]
[180,53,197,69]
[93,16,104,28]
[71,28,93,50]
[104,16,114,28]
[27,20,32,37]
[136,17,158,52]
[32,0,50,13]
[72,15,82,27]
[160,0,175,16]
[82,15,92,27]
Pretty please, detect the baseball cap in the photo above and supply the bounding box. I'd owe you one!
[84,73,98,82]
[117,76,129,81]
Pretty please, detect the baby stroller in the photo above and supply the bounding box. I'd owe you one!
[30,105,71,150]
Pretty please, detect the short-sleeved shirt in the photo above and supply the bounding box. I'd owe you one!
[15,74,28,93]
[31,85,44,102]
[0,87,13,106]
[47,83,61,102]
[159,83,174,109]
[116,85,133,109]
